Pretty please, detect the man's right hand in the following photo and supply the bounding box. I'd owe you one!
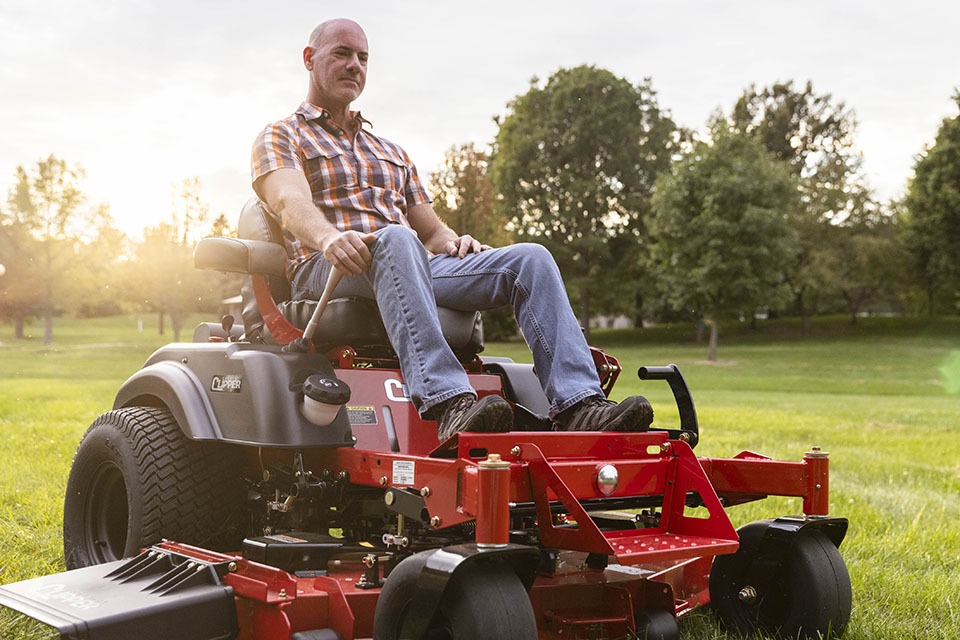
[254,169,377,275]
[320,229,377,275]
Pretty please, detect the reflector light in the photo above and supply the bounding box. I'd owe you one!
[597,464,619,496]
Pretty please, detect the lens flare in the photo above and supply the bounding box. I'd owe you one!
[938,351,960,394]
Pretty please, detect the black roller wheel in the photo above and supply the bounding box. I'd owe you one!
[635,608,679,640]
[709,520,852,639]
[63,406,245,569]
[373,552,537,640]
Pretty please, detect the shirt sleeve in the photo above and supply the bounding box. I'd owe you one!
[401,152,432,207]
[251,120,302,185]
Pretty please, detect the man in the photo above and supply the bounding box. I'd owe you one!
[251,18,653,440]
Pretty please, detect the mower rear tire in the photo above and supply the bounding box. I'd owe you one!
[63,406,244,569]
[709,520,851,639]
[373,553,537,640]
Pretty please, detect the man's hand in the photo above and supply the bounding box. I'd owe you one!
[320,229,377,275]
[444,234,493,259]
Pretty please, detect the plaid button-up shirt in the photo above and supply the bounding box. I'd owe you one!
[251,102,431,272]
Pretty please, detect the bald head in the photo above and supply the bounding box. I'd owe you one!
[303,18,368,116]
[308,19,365,49]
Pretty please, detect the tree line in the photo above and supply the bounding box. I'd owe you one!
[0,165,239,344]
[437,71,960,359]
[1,70,958,358]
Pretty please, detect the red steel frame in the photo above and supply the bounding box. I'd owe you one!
[197,430,832,640]
[226,278,835,638]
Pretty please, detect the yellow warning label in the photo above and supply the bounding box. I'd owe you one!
[347,405,378,425]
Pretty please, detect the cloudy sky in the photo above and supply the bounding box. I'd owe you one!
[1,0,957,237]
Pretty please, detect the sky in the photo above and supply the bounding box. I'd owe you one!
[1,0,958,238]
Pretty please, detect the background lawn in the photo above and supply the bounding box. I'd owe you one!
[1,314,958,639]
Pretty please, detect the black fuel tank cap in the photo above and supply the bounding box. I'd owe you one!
[302,375,351,405]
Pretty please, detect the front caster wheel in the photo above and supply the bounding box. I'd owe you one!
[373,553,536,640]
[635,608,679,640]
[709,520,852,639]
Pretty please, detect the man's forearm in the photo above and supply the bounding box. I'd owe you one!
[276,191,339,250]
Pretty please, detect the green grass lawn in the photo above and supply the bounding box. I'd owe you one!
[1,313,958,639]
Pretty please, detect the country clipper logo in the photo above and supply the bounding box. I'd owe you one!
[30,583,102,611]
[211,374,243,393]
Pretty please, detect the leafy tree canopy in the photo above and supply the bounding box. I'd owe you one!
[648,130,798,359]
[2,155,86,342]
[430,143,511,246]
[489,65,677,334]
[904,92,960,312]
[718,80,877,331]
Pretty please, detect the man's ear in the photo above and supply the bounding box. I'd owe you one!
[303,46,314,70]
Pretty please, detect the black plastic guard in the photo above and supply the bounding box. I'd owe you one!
[763,515,849,549]
[0,547,238,640]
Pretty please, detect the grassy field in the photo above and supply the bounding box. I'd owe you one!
[1,313,958,639]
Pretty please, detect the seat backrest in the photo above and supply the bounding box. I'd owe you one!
[234,198,484,357]
[238,198,289,342]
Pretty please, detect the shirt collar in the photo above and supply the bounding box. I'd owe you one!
[296,102,372,130]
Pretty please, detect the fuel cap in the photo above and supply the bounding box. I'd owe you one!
[303,375,351,405]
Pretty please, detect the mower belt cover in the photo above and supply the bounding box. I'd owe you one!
[242,531,345,572]
[0,546,238,640]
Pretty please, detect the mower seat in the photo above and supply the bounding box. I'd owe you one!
[237,199,484,358]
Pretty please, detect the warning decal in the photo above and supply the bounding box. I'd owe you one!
[347,405,378,425]
[264,534,307,544]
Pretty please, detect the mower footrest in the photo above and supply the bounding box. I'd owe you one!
[605,532,739,564]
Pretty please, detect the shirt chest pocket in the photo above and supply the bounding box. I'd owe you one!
[302,145,350,193]
[368,147,407,193]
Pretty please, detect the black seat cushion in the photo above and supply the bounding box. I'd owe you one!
[236,197,484,356]
[277,298,484,357]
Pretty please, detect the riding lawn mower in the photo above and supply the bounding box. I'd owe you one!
[0,201,852,639]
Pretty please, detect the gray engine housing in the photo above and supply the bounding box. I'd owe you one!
[113,342,353,447]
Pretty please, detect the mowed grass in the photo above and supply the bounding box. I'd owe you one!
[1,313,959,639]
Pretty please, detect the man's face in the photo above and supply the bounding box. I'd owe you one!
[305,21,368,109]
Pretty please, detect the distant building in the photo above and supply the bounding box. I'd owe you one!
[588,314,633,330]
[222,295,243,319]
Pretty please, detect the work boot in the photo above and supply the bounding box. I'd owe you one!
[554,395,654,432]
[435,393,514,441]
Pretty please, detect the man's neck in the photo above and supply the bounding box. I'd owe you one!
[306,93,353,130]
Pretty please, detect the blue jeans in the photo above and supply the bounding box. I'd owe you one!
[291,225,603,418]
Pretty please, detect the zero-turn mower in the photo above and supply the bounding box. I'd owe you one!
[0,201,852,640]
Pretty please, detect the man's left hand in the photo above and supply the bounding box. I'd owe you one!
[444,234,493,259]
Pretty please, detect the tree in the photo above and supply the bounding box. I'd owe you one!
[133,178,211,341]
[430,143,516,340]
[833,198,905,323]
[431,143,511,246]
[3,155,85,343]
[0,204,44,338]
[133,222,199,342]
[209,213,237,238]
[723,80,868,334]
[648,130,798,361]
[904,92,960,313]
[489,66,677,338]
[73,204,130,317]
